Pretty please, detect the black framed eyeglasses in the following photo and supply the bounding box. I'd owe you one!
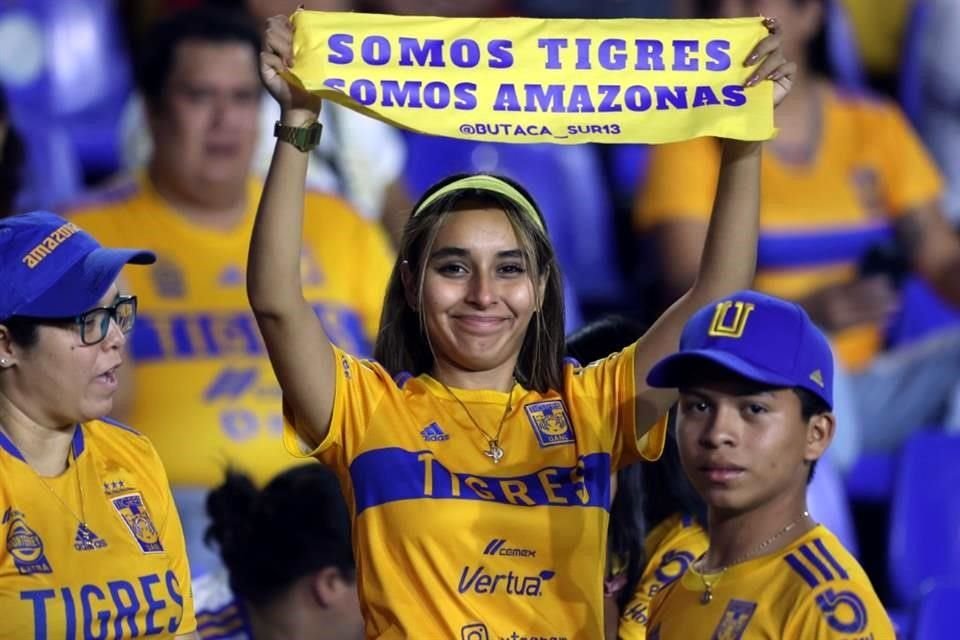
[72,295,138,346]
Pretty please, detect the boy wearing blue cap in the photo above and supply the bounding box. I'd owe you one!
[0,212,198,639]
[645,290,893,639]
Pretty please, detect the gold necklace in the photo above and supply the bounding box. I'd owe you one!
[34,447,89,529]
[696,511,810,605]
[439,380,514,464]
[0,422,90,527]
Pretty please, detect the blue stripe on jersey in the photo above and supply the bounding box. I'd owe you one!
[350,448,612,514]
[199,623,251,640]
[756,224,894,269]
[72,425,85,458]
[799,544,835,582]
[197,607,241,628]
[100,415,142,435]
[813,538,849,580]
[0,429,26,461]
[197,614,245,633]
[785,553,820,588]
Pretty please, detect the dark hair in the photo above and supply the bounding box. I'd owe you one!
[136,6,261,107]
[0,89,25,217]
[205,465,354,607]
[695,0,831,77]
[374,173,566,392]
[794,386,831,483]
[1,316,41,348]
[566,315,706,613]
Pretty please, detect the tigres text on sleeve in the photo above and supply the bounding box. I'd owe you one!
[283,345,667,639]
[0,419,196,638]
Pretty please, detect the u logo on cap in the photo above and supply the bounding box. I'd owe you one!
[708,301,755,338]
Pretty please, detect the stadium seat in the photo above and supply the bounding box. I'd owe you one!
[0,0,133,189]
[845,450,898,504]
[824,0,868,89]
[402,132,628,309]
[911,582,960,640]
[897,0,931,127]
[807,454,859,557]
[14,125,83,213]
[606,143,650,207]
[888,432,960,606]
[885,277,960,349]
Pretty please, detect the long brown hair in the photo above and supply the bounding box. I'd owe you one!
[373,173,566,392]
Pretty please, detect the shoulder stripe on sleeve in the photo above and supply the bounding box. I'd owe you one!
[813,538,849,580]
[393,371,412,388]
[785,553,820,588]
[799,544,835,582]
[99,415,142,435]
[196,601,240,622]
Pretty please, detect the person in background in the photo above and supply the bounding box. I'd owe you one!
[917,0,960,227]
[567,316,708,640]
[120,0,413,245]
[0,89,25,217]
[645,290,893,638]
[636,0,960,472]
[193,464,363,640]
[0,211,197,639]
[66,6,393,576]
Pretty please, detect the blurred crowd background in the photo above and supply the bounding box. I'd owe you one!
[2,0,959,637]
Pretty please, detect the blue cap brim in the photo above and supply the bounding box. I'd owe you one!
[17,247,155,318]
[647,350,797,390]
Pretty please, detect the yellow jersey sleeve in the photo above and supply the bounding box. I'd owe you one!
[786,579,896,638]
[633,138,720,230]
[282,344,392,471]
[619,514,709,640]
[146,440,197,635]
[565,344,667,469]
[868,101,944,216]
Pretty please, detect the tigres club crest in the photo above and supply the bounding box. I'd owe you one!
[525,400,576,447]
[3,508,52,575]
[111,493,163,553]
[711,599,757,640]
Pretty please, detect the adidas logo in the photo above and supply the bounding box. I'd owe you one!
[420,422,450,442]
[809,369,824,388]
[74,523,107,551]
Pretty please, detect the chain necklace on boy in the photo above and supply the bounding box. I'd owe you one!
[696,510,811,604]
[439,380,514,464]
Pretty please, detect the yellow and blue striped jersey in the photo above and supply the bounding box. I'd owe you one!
[647,525,894,639]
[618,512,709,639]
[66,173,393,487]
[284,344,667,639]
[192,570,251,640]
[0,418,196,638]
[635,87,943,370]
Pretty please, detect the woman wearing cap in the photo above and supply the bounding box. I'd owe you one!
[644,290,893,638]
[248,12,795,640]
[0,211,198,639]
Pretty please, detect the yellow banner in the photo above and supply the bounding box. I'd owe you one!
[289,11,774,144]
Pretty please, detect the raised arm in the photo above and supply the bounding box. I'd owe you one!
[248,15,335,448]
[631,18,796,430]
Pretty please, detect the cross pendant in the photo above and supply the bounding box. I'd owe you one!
[484,441,504,464]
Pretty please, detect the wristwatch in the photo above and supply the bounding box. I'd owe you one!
[274,119,323,152]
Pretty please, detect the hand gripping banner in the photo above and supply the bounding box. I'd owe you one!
[287,11,775,144]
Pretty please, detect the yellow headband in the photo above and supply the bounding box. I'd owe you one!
[412,175,545,232]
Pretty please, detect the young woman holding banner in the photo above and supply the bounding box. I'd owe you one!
[249,12,794,639]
